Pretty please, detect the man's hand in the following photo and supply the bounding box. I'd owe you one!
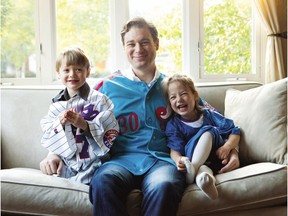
[216,145,231,160]
[218,149,240,174]
[40,153,63,176]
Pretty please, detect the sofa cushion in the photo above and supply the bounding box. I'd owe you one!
[225,78,287,165]
[177,162,287,215]
[1,168,92,216]
[1,163,286,216]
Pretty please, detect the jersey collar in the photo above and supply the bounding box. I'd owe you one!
[123,67,160,86]
[52,82,90,102]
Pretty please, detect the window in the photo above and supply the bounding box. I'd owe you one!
[198,0,263,81]
[1,0,39,84]
[203,0,252,76]
[129,0,183,76]
[56,0,110,78]
[0,0,265,86]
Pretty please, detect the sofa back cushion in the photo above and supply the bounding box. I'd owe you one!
[1,87,61,169]
[196,82,262,114]
[225,78,287,165]
[1,82,262,169]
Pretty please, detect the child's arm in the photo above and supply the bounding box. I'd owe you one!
[216,134,240,160]
[41,103,77,159]
[81,93,119,155]
[207,109,240,160]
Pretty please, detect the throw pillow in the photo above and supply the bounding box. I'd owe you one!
[225,78,287,165]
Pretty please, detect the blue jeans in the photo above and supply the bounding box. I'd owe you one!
[89,160,186,216]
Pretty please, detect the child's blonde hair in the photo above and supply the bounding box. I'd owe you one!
[56,46,90,72]
[162,74,202,113]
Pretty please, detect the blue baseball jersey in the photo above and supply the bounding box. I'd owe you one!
[95,71,173,175]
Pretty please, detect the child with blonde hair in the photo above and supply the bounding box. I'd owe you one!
[40,47,119,184]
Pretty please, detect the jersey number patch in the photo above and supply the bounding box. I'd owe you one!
[118,112,139,134]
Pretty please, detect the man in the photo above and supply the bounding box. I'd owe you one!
[40,17,240,216]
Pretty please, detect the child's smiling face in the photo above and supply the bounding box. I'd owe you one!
[168,80,198,120]
[58,58,90,97]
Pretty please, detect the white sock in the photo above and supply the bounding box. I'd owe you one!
[185,163,195,184]
[196,166,218,200]
[181,157,195,184]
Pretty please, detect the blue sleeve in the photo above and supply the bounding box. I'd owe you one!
[165,119,186,156]
[94,71,122,93]
[198,98,220,113]
[205,109,240,137]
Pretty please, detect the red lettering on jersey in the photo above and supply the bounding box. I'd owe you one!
[117,112,139,135]
[155,106,171,130]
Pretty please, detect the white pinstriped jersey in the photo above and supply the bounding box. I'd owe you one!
[40,87,119,184]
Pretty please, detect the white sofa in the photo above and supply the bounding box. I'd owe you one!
[1,78,287,216]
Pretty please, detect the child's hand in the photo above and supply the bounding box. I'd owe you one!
[216,145,231,160]
[176,156,189,172]
[40,153,63,176]
[59,111,68,126]
[65,109,88,130]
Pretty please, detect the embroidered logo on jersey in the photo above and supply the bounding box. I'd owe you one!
[81,104,99,120]
[103,129,118,148]
[156,106,172,130]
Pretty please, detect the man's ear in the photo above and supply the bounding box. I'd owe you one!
[155,39,159,51]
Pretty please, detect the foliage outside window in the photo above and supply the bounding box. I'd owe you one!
[1,0,36,79]
[56,0,109,78]
[203,0,252,76]
[128,0,182,76]
[1,0,262,85]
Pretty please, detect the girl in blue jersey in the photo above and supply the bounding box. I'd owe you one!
[163,74,240,200]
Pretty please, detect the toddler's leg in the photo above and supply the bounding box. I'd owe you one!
[196,165,218,200]
[186,132,212,184]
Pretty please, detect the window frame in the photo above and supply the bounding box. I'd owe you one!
[1,0,266,86]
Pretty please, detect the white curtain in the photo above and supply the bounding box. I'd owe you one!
[253,0,287,83]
